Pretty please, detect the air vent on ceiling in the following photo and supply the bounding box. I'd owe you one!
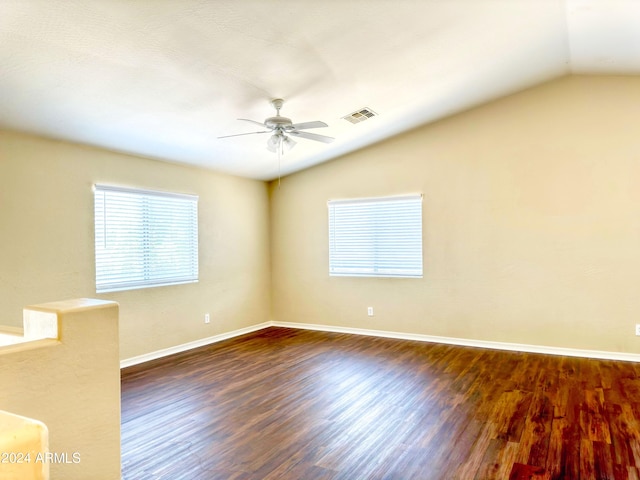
[342,107,377,124]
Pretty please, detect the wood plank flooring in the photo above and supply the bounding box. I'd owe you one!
[121,327,640,479]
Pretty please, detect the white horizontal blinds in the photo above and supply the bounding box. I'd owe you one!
[328,194,423,278]
[94,185,198,293]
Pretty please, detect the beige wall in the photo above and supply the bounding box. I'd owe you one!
[3,75,640,359]
[270,75,640,354]
[0,131,271,360]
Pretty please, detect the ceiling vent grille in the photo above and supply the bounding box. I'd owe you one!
[342,107,377,124]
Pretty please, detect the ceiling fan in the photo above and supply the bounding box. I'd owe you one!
[218,98,334,153]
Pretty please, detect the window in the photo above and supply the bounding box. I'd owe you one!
[94,185,198,293]
[328,194,423,278]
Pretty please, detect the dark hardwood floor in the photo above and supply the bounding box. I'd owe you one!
[121,327,640,479]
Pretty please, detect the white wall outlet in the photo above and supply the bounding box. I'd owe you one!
[636,324,640,336]
[367,307,374,317]
[204,313,210,324]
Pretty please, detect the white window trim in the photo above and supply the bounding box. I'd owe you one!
[328,193,423,278]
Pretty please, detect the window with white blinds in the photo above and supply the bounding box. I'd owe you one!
[94,185,199,293]
[328,194,423,278]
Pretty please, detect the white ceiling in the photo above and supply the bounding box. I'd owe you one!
[1,1,639,181]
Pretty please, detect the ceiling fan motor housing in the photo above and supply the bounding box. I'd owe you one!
[265,116,293,130]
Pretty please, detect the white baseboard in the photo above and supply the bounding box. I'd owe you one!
[271,321,640,363]
[120,322,271,368]
[120,320,640,368]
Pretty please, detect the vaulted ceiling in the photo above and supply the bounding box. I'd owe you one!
[1,1,639,180]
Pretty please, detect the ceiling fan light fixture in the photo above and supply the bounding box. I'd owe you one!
[267,132,296,154]
[267,133,280,152]
[282,135,296,152]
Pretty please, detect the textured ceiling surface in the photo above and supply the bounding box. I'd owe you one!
[1,1,639,180]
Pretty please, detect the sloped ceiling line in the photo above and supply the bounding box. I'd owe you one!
[0,0,638,180]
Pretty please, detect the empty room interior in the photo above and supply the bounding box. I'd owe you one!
[3,1,640,479]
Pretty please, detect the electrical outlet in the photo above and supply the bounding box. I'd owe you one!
[205,313,210,324]
[367,307,374,317]
[636,324,640,336]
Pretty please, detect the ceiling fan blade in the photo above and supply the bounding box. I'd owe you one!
[288,120,328,130]
[288,130,334,144]
[217,130,270,139]
[238,118,266,127]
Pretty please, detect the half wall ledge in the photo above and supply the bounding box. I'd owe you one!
[0,298,121,480]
